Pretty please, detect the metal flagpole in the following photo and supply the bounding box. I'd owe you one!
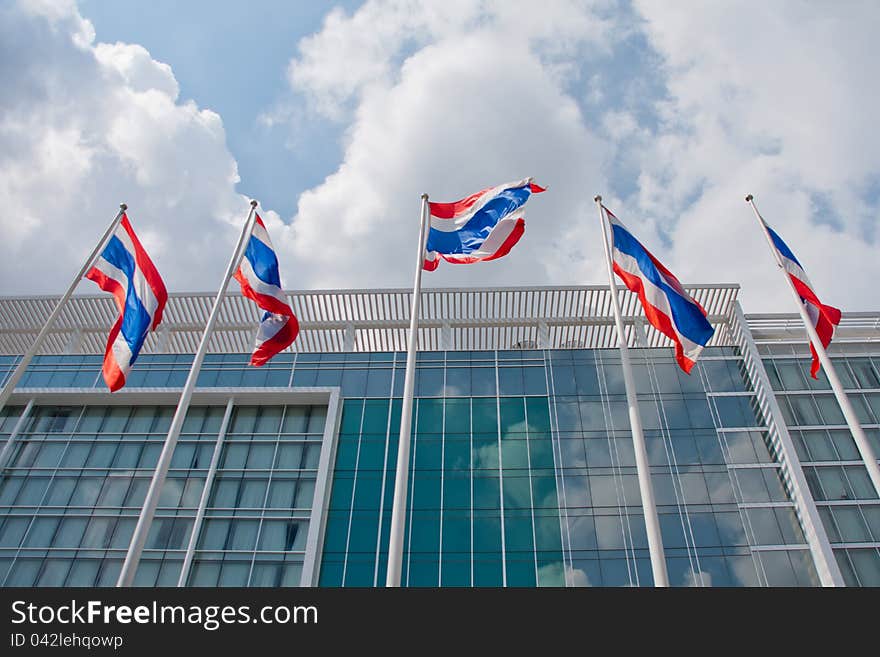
[0,204,128,416]
[747,194,880,497]
[117,200,260,586]
[594,196,669,587]
[386,193,430,587]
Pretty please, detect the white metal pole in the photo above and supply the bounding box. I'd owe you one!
[386,193,429,587]
[0,205,127,415]
[117,200,260,587]
[594,196,669,587]
[747,194,880,497]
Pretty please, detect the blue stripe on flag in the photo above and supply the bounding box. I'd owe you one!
[765,223,803,269]
[611,223,714,347]
[100,235,153,361]
[244,234,282,287]
[426,185,532,255]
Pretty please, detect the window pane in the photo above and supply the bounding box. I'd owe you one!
[833,507,871,542]
[787,396,821,426]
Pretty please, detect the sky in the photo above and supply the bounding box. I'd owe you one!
[1,0,878,313]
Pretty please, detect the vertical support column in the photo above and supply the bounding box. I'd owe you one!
[177,397,236,586]
[64,328,83,355]
[156,322,172,354]
[633,318,650,348]
[494,350,508,586]
[537,320,550,349]
[302,389,343,586]
[343,323,356,352]
[441,322,453,351]
[730,301,844,586]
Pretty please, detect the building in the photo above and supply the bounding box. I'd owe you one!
[0,285,877,587]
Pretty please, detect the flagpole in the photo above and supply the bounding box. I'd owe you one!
[747,194,880,497]
[594,196,669,587]
[386,193,429,587]
[117,200,260,587]
[0,204,128,416]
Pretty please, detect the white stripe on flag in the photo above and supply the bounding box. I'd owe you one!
[250,218,274,251]
[114,226,161,322]
[90,256,130,312]
[111,329,134,373]
[429,178,531,232]
[255,313,288,347]
[238,256,289,308]
[91,255,137,372]
[779,256,814,291]
[441,211,523,262]
[612,246,704,362]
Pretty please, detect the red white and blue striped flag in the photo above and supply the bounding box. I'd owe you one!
[423,178,545,270]
[85,213,168,391]
[605,206,715,373]
[233,214,299,366]
[762,219,841,379]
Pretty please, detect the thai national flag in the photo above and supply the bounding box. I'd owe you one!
[233,214,299,366]
[423,178,545,270]
[606,206,715,373]
[763,219,841,379]
[85,213,168,391]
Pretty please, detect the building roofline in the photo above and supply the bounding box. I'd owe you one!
[0,284,876,354]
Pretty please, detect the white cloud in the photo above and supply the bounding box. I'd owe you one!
[683,568,711,587]
[563,563,592,587]
[279,0,879,314]
[631,0,880,311]
[3,0,877,319]
[280,0,613,291]
[0,1,256,296]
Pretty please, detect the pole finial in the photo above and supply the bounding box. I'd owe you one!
[421,193,429,200]
[745,194,753,202]
[250,199,258,208]
[120,203,127,212]
[594,195,602,203]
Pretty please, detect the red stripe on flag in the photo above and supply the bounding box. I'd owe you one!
[233,269,296,317]
[119,214,168,329]
[807,300,841,379]
[85,267,127,318]
[613,262,697,373]
[428,186,494,219]
[101,317,127,392]
[479,216,525,262]
[788,275,840,379]
[644,250,708,316]
[250,315,300,367]
[436,217,525,266]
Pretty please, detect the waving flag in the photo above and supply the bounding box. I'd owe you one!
[85,214,168,391]
[233,214,299,366]
[423,178,545,270]
[605,206,714,373]
[763,219,841,379]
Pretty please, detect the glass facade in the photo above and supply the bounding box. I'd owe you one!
[0,396,326,587]
[762,354,880,586]
[0,312,877,587]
